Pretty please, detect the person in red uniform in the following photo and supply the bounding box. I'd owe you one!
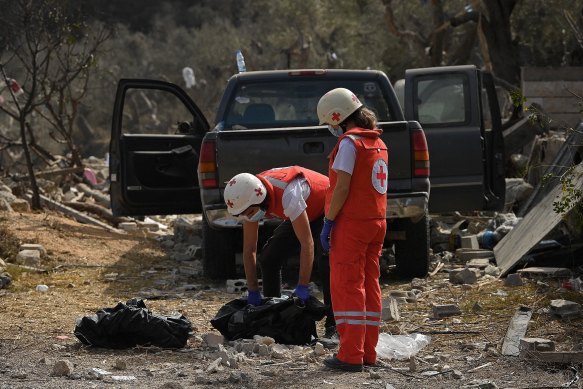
[223,166,336,335]
[317,88,388,372]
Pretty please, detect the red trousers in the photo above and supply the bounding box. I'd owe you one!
[329,216,386,365]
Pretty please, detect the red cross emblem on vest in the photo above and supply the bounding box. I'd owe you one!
[372,159,388,194]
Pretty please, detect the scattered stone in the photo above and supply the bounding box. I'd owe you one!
[432,304,461,319]
[0,272,11,289]
[449,268,478,285]
[229,371,242,383]
[118,222,138,231]
[369,369,381,379]
[52,360,74,376]
[253,335,275,346]
[504,273,524,287]
[202,332,224,348]
[313,342,326,356]
[89,367,112,380]
[549,299,581,319]
[501,306,532,356]
[67,283,75,288]
[15,250,41,267]
[467,258,491,269]
[20,243,47,257]
[35,284,49,293]
[113,359,127,370]
[271,343,289,359]
[452,369,464,379]
[408,356,417,372]
[257,343,270,356]
[382,297,400,321]
[484,264,501,277]
[11,199,31,212]
[205,357,223,373]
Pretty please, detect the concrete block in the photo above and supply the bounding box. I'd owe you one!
[519,337,555,354]
[461,235,479,249]
[20,243,47,257]
[381,297,400,321]
[467,258,491,269]
[432,304,461,319]
[455,248,494,262]
[550,299,581,319]
[15,250,41,267]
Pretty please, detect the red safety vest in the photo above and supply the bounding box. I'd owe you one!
[257,166,329,221]
[326,128,388,219]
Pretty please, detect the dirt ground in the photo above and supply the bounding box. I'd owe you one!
[0,210,582,389]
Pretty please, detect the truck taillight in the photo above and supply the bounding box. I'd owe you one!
[199,139,218,188]
[412,128,430,177]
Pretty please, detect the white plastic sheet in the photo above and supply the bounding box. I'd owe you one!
[375,333,431,360]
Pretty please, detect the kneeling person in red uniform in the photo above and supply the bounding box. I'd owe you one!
[317,88,388,372]
[223,166,336,334]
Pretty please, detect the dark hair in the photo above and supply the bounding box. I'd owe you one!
[345,106,377,130]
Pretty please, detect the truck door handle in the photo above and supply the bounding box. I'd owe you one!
[303,142,324,154]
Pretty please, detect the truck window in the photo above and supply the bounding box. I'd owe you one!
[121,88,196,135]
[224,80,394,129]
[414,74,469,126]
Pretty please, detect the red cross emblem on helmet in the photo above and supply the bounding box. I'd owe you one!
[331,112,341,122]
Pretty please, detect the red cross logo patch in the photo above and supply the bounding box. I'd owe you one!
[371,159,388,194]
[228,179,236,186]
[227,199,234,208]
[254,187,263,197]
[331,112,341,122]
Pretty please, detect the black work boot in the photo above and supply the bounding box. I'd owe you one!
[324,356,363,372]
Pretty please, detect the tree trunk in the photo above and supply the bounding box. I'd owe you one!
[20,119,41,209]
[479,0,521,86]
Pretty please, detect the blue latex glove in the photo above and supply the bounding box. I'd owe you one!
[247,289,262,306]
[319,217,335,253]
[294,284,310,303]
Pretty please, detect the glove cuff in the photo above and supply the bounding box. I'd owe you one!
[323,217,335,226]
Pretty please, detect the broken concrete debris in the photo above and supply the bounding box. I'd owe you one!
[501,306,532,356]
[432,304,461,319]
[549,299,581,319]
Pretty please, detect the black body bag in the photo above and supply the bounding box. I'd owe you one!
[74,298,192,349]
[210,295,326,345]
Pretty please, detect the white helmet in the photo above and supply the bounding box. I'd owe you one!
[317,88,363,125]
[224,173,267,215]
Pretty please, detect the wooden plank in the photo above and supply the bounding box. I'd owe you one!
[494,163,583,276]
[501,306,532,356]
[521,351,583,364]
[25,193,125,235]
[522,67,583,82]
[522,81,583,97]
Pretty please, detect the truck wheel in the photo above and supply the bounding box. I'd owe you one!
[394,215,430,278]
[202,216,237,279]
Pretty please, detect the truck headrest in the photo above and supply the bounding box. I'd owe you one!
[243,104,275,123]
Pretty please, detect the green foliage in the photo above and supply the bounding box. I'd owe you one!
[552,165,583,215]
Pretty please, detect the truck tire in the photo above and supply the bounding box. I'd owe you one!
[202,215,237,279]
[394,214,430,278]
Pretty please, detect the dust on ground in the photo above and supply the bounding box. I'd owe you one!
[0,210,581,389]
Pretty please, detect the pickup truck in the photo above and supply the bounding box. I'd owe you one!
[109,65,505,280]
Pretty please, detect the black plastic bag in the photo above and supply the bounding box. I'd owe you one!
[74,298,192,349]
[211,295,326,345]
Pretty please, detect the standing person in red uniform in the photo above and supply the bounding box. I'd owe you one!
[223,166,336,335]
[317,88,388,372]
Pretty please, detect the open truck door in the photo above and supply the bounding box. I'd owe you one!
[404,65,505,213]
[109,79,210,216]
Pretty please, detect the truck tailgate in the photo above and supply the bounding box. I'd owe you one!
[216,122,412,189]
